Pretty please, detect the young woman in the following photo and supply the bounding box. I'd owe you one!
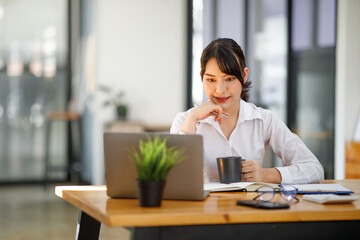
[170,38,324,184]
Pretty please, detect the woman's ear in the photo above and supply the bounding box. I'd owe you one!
[243,67,249,83]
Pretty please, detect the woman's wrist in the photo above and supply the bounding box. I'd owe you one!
[262,168,282,184]
[181,112,198,134]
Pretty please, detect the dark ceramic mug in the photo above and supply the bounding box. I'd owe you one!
[216,156,244,184]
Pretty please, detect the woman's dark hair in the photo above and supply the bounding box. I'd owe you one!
[200,38,251,102]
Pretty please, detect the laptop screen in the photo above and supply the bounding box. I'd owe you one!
[104,132,208,200]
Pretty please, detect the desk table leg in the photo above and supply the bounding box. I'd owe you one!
[75,211,101,240]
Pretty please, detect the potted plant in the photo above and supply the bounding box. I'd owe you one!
[98,85,128,120]
[129,136,186,207]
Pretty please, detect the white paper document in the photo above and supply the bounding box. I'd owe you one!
[204,182,277,192]
[303,194,359,204]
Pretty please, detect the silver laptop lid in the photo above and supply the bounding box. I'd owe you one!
[104,132,207,200]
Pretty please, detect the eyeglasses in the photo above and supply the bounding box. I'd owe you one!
[253,185,299,203]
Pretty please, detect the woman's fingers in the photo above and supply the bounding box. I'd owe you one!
[242,160,262,182]
[244,176,255,181]
[242,159,257,166]
[242,160,258,172]
[195,101,225,122]
[243,172,257,182]
[193,101,231,123]
[210,106,229,123]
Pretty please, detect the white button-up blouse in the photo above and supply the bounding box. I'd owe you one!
[170,99,324,184]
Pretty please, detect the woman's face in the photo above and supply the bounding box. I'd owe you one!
[202,57,247,111]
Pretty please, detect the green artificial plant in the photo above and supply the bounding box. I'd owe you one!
[98,85,127,119]
[129,136,186,181]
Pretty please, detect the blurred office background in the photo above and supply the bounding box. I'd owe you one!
[1,0,360,239]
[0,0,360,184]
[0,0,359,185]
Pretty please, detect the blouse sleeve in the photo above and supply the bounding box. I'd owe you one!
[263,110,324,184]
[170,112,187,135]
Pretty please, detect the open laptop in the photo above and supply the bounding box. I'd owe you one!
[103,132,209,200]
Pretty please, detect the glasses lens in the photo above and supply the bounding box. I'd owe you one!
[281,186,297,201]
[257,186,274,201]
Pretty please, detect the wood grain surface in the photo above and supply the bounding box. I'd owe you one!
[55,180,360,227]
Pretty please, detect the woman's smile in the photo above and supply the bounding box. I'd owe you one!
[214,96,231,103]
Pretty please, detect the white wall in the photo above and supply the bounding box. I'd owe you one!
[90,0,187,184]
[343,0,360,141]
[335,0,360,179]
[96,0,186,125]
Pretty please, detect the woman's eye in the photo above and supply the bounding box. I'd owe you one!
[207,78,215,82]
[227,77,236,81]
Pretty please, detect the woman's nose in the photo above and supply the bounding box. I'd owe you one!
[215,82,226,93]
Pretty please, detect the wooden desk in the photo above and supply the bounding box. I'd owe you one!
[56,180,360,240]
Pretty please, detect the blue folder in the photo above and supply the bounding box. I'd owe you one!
[291,184,354,195]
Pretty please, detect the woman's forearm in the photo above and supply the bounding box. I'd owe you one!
[181,113,198,134]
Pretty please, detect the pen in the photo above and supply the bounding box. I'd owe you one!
[211,111,229,118]
[194,104,229,118]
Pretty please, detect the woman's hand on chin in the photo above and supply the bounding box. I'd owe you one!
[181,101,229,134]
[191,101,229,123]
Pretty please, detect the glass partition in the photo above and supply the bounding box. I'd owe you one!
[0,0,68,182]
[191,0,337,175]
[246,0,288,168]
[289,0,336,178]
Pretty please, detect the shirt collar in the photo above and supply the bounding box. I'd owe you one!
[237,99,262,124]
[197,99,262,126]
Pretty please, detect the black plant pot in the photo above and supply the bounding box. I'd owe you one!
[116,105,127,120]
[136,180,166,207]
